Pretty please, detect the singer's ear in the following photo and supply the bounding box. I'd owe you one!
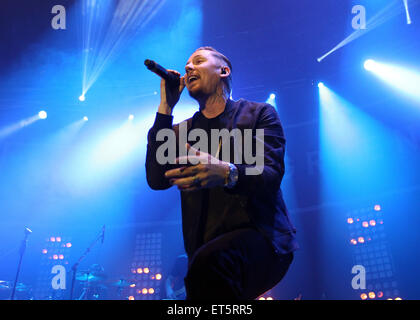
[220,66,230,77]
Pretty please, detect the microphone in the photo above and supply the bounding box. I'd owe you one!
[144,59,180,87]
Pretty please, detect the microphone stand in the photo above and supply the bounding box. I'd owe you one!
[69,225,105,300]
[10,227,32,300]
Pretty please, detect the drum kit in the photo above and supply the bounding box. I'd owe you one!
[0,264,136,300]
[3,226,137,300]
[71,264,136,300]
[0,280,32,300]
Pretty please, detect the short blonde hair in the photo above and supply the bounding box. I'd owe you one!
[195,46,232,95]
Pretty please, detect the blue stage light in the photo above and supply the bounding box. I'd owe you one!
[318,85,406,203]
[38,111,47,119]
[128,115,134,120]
[364,60,420,102]
[318,82,325,89]
[265,93,277,110]
[79,95,86,102]
[364,59,376,71]
[83,116,88,121]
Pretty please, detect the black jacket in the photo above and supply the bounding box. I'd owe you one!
[146,98,298,257]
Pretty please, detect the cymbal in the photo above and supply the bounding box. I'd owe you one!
[75,271,107,282]
[0,280,30,291]
[105,279,136,288]
[16,283,29,292]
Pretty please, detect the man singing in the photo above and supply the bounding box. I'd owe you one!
[146,46,298,300]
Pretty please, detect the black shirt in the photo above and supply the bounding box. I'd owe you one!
[192,106,253,247]
[146,99,298,257]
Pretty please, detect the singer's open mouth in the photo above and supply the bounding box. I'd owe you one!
[188,74,200,84]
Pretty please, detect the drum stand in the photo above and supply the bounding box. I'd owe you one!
[10,227,32,300]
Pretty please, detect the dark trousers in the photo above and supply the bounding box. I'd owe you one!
[184,228,293,300]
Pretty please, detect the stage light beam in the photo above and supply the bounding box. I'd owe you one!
[0,114,42,139]
[403,0,412,24]
[319,84,399,201]
[317,0,415,62]
[364,60,420,102]
[81,0,166,97]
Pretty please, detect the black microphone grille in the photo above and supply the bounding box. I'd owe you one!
[144,59,155,69]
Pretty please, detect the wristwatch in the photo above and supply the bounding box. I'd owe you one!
[225,163,239,189]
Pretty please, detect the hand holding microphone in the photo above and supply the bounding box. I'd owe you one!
[144,59,185,115]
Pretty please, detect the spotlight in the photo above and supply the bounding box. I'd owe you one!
[128,114,134,120]
[318,82,325,89]
[265,92,277,109]
[83,116,88,121]
[79,95,86,102]
[38,111,47,119]
[364,59,376,71]
[365,61,420,101]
